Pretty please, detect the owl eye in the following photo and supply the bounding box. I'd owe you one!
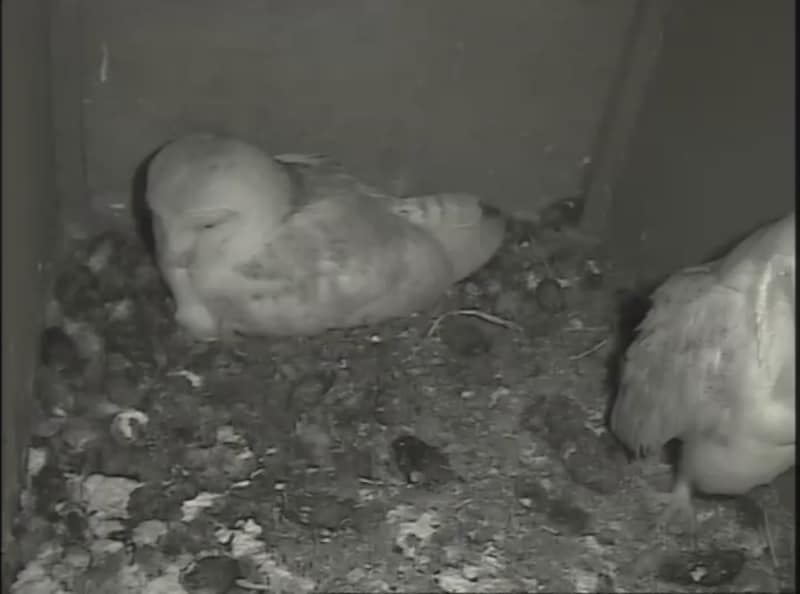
[190,208,234,231]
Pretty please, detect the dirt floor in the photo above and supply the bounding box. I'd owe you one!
[8,203,796,593]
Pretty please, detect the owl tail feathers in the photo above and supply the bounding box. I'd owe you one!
[392,193,506,282]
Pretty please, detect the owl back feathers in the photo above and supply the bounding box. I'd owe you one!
[611,212,795,468]
[276,153,506,285]
[390,193,505,283]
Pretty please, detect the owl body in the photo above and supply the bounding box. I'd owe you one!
[610,212,795,518]
[146,134,505,338]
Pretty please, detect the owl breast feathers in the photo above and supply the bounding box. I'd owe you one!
[145,134,506,339]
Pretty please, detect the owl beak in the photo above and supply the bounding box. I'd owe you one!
[161,234,195,269]
[153,218,193,269]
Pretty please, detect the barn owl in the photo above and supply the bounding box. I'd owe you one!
[145,134,506,339]
[610,211,795,532]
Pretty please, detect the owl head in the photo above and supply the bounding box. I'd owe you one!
[146,134,292,267]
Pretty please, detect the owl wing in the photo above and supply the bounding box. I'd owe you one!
[716,213,795,381]
[749,261,795,446]
[274,153,505,283]
[613,256,796,459]
[612,213,796,457]
[610,265,753,456]
[273,153,392,208]
[232,192,455,334]
[388,193,506,282]
[716,214,795,444]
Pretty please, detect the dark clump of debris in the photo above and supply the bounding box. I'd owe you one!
[9,198,795,593]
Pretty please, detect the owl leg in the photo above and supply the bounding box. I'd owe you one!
[657,478,696,530]
[163,266,219,341]
[657,475,699,547]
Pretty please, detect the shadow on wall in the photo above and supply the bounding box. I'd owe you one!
[602,286,653,426]
[606,0,794,280]
[76,0,638,223]
[130,146,164,259]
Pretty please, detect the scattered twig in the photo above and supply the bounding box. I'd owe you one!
[568,338,609,360]
[453,498,473,510]
[167,369,205,388]
[427,309,522,337]
[540,525,561,536]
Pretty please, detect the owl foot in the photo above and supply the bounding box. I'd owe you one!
[657,479,700,548]
[657,494,697,534]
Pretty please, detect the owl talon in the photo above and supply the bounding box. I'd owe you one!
[656,479,700,548]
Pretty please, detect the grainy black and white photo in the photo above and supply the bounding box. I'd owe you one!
[2,1,795,592]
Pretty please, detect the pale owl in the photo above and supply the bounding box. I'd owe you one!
[145,134,506,340]
[610,211,795,531]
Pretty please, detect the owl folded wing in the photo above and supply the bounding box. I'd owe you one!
[231,194,455,334]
